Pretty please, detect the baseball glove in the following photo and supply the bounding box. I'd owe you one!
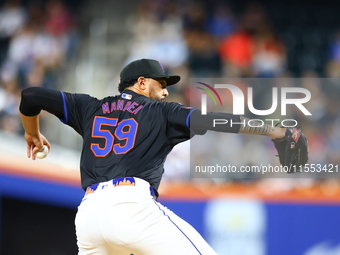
[272,127,309,173]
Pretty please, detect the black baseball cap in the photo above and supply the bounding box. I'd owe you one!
[120,59,181,86]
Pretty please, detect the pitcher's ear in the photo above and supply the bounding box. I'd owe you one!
[137,77,147,90]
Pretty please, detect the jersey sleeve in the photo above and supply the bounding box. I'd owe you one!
[165,103,207,144]
[190,110,242,133]
[20,87,64,119]
[165,102,242,138]
[61,92,99,136]
[20,87,98,136]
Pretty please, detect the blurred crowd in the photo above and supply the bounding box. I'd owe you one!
[126,0,287,96]
[0,0,77,134]
[0,0,339,184]
[124,0,340,182]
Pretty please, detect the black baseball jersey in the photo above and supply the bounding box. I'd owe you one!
[62,89,199,192]
[20,87,242,195]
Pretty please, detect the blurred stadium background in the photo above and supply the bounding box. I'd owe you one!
[0,0,339,254]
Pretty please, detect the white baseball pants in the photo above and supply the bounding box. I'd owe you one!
[75,177,217,255]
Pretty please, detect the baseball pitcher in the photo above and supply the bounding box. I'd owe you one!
[19,59,308,254]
